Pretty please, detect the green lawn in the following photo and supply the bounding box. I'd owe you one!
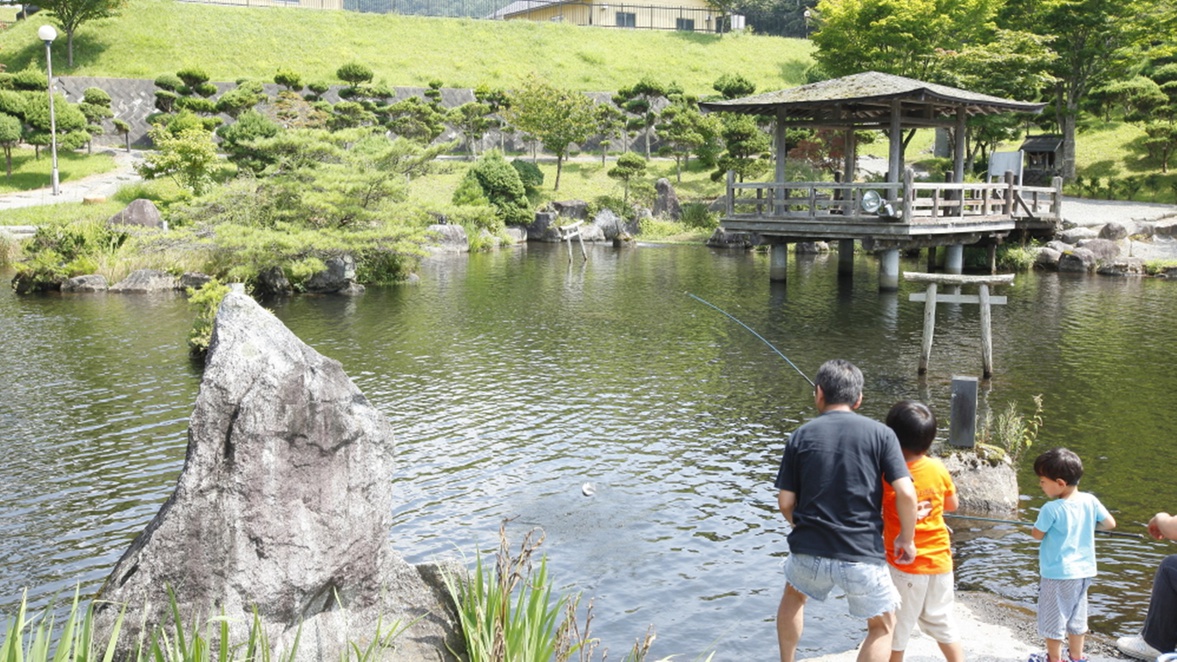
[0,0,812,97]
[0,148,118,195]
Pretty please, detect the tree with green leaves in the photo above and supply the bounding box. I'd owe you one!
[658,98,718,182]
[337,62,375,89]
[138,123,220,196]
[608,152,647,206]
[216,80,267,119]
[713,73,756,100]
[1000,0,1140,178]
[23,91,88,158]
[504,75,596,191]
[382,96,445,144]
[113,118,130,152]
[713,113,771,182]
[593,101,625,165]
[0,113,22,177]
[217,110,283,175]
[38,0,127,67]
[447,101,494,157]
[78,87,112,154]
[613,77,677,159]
[1143,122,1177,172]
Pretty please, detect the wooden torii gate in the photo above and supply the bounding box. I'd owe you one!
[903,272,1014,379]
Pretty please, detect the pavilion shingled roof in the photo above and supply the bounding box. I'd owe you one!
[699,71,1045,126]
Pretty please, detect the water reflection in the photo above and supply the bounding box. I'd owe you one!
[2,245,1176,658]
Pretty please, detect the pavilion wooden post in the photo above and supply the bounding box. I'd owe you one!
[904,272,1015,379]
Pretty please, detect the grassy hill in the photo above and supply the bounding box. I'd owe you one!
[0,0,813,96]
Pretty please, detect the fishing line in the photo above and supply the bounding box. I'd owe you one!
[945,513,1144,539]
[687,292,815,388]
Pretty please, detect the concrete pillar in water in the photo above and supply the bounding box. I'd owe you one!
[878,248,900,291]
[839,239,855,276]
[945,244,964,275]
[770,243,788,282]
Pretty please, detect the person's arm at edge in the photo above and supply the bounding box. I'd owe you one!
[1031,527,1046,540]
[944,492,959,513]
[1148,512,1177,541]
[1097,510,1117,531]
[892,476,917,564]
[778,489,796,526]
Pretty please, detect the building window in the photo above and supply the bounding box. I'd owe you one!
[616,11,636,27]
[675,17,695,30]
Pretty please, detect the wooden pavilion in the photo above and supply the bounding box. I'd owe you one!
[698,72,1062,290]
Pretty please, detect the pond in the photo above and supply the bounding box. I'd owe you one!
[2,242,1177,659]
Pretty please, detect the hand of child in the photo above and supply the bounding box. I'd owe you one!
[916,500,933,520]
[1148,512,1172,540]
[893,536,917,565]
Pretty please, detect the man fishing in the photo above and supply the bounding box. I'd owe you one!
[773,359,919,662]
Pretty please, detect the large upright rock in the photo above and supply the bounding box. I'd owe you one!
[96,293,460,661]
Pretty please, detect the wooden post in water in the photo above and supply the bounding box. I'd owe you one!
[949,376,978,448]
[979,283,993,378]
[920,282,937,375]
[904,272,1014,378]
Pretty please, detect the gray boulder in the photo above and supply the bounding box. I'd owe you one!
[504,226,528,244]
[552,200,588,221]
[255,266,293,296]
[1075,238,1120,261]
[62,274,108,292]
[109,269,178,293]
[527,211,560,242]
[95,293,461,661]
[1097,257,1146,276]
[1058,248,1097,273]
[179,273,213,291]
[706,228,763,249]
[1034,247,1062,271]
[305,255,360,293]
[107,199,164,229]
[653,178,682,220]
[592,209,623,240]
[579,223,606,243]
[942,451,1019,514]
[795,241,830,254]
[1045,240,1072,254]
[1059,227,1098,244]
[1099,222,1129,240]
[427,225,469,253]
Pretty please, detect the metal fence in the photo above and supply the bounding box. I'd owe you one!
[178,0,724,32]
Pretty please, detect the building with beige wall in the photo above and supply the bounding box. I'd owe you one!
[490,0,721,32]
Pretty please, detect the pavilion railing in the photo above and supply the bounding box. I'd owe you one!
[725,169,1063,223]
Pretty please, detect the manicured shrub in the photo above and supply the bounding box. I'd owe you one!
[466,151,531,225]
[511,158,544,191]
[274,69,303,91]
[336,62,374,87]
[175,96,217,114]
[12,65,46,92]
[176,67,210,89]
[155,73,183,91]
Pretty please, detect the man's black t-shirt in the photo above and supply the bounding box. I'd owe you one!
[774,410,909,563]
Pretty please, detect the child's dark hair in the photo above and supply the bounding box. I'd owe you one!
[885,400,937,454]
[1033,447,1084,485]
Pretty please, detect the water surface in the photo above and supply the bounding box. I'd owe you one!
[2,244,1176,658]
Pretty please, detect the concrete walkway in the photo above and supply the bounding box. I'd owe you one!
[0,148,144,212]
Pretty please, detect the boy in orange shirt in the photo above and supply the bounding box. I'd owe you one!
[882,400,964,662]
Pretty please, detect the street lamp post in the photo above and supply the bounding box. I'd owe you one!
[38,24,59,196]
[803,8,811,38]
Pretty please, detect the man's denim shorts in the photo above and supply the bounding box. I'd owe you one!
[784,553,901,619]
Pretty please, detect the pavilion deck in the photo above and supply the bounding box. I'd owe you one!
[720,172,1063,245]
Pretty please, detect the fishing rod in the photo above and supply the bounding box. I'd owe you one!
[687,292,815,388]
[945,513,1144,539]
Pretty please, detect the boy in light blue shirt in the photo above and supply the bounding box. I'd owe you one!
[1029,447,1116,662]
